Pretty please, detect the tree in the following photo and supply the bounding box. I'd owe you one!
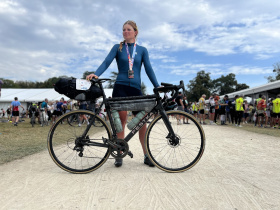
[82,71,95,79]
[43,77,61,88]
[106,71,118,88]
[186,71,213,102]
[235,83,249,91]
[1,79,17,88]
[212,73,249,95]
[212,74,236,95]
[267,62,280,82]
[141,82,147,95]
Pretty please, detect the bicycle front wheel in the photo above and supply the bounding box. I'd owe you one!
[145,111,205,172]
[48,110,112,173]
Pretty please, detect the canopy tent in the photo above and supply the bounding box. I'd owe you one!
[218,80,280,101]
[203,80,280,104]
[0,88,113,111]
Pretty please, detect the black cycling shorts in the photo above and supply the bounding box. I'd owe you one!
[12,111,19,116]
[209,106,215,114]
[272,113,280,118]
[112,84,142,98]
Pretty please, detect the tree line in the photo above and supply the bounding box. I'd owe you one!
[1,62,279,101]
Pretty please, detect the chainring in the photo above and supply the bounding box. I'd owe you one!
[110,139,129,158]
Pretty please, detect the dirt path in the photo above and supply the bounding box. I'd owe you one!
[0,125,279,210]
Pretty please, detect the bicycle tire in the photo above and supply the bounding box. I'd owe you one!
[31,113,35,127]
[93,113,107,127]
[40,112,44,127]
[48,110,112,174]
[145,111,205,173]
[67,113,78,126]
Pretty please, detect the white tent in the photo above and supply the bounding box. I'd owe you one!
[204,80,280,104]
[0,88,113,112]
[219,80,280,99]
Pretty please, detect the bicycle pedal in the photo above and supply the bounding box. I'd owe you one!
[127,150,133,158]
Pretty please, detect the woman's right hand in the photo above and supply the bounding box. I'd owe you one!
[86,74,99,80]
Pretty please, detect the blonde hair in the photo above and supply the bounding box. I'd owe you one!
[119,20,138,52]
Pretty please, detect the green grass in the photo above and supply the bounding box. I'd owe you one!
[205,119,280,137]
[232,122,280,137]
[0,114,110,165]
[0,119,51,165]
[0,117,279,165]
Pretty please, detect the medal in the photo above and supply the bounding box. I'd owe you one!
[128,69,134,79]
[125,42,137,79]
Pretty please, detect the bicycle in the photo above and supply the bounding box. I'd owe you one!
[30,110,36,127]
[67,111,106,127]
[47,78,205,173]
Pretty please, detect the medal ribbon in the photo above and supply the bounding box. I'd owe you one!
[125,42,137,70]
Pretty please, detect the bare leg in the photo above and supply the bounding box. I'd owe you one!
[117,111,128,139]
[139,123,147,154]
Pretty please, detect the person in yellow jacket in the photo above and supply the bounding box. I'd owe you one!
[192,102,198,119]
[198,94,207,125]
[235,94,244,127]
[272,94,280,128]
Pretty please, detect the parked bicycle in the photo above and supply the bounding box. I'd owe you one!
[28,103,38,127]
[47,78,205,173]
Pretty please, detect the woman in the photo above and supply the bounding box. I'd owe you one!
[78,100,89,127]
[87,20,160,167]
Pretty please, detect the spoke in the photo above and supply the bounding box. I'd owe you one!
[147,111,204,172]
[49,111,110,173]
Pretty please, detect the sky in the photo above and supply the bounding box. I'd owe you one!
[0,0,280,94]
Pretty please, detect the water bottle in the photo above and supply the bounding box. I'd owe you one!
[127,111,146,130]
[111,110,123,133]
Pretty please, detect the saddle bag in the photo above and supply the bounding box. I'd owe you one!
[54,77,103,101]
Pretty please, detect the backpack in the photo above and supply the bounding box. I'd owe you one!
[54,77,103,101]
[257,99,265,110]
[30,105,37,112]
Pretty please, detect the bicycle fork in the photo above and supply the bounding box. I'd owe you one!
[159,110,180,145]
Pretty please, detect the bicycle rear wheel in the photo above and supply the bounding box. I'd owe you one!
[145,111,205,172]
[31,113,35,127]
[40,112,45,127]
[67,113,79,126]
[48,110,112,173]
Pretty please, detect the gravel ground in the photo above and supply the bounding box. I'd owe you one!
[0,125,279,210]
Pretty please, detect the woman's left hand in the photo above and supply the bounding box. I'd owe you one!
[86,74,99,80]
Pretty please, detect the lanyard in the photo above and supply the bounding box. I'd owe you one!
[125,42,137,70]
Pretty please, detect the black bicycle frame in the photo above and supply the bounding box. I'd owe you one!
[79,79,178,148]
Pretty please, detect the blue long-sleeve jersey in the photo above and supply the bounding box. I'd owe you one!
[95,43,160,90]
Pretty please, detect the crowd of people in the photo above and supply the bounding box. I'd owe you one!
[0,96,103,126]
[171,93,280,129]
[1,93,280,129]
